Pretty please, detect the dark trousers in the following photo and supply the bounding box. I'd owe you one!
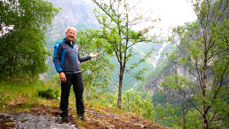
[60,73,84,117]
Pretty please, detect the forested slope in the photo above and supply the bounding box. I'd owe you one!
[1,0,228,128]
[142,0,229,128]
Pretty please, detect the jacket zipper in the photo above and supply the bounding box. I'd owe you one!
[72,46,77,73]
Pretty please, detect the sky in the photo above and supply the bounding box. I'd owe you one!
[86,0,197,36]
[129,0,197,36]
[140,0,197,25]
[127,0,197,67]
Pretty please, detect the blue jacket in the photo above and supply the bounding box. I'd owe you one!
[53,38,91,74]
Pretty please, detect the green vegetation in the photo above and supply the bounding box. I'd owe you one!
[93,0,156,109]
[0,81,60,112]
[0,0,229,128]
[0,0,59,80]
[109,42,155,92]
[38,88,59,99]
[76,29,113,94]
[152,0,229,128]
[0,79,156,124]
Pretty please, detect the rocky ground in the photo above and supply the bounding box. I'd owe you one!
[0,105,168,129]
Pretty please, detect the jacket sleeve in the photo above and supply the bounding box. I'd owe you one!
[53,43,63,73]
[78,54,91,63]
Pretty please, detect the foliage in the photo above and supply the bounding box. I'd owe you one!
[110,42,155,92]
[122,90,155,120]
[0,0,59,80]
[0,80,59,112]
[75,29,114,98]
[93,0,156,108]
[151,92,167,105]
[85,87,155,121]
[158,0,229,128]
[38,88,59,99]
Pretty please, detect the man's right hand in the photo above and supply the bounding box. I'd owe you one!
[59,72,66,83]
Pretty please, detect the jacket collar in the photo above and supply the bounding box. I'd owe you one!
[64,38,75,45]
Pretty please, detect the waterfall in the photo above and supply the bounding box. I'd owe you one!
[152,42,169,69]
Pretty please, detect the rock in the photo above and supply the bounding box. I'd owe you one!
[105,123,115,129]
[0,113,77,129]
[5,121,16,127]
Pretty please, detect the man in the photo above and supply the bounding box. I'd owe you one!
[53,27,98,122]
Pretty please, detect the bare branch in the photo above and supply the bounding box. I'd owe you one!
[179,88,204,116]
[93,0,119,25]
[206,59,229,113]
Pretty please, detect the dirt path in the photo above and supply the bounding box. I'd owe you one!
[83,108,166,129]
[0,106,168,129]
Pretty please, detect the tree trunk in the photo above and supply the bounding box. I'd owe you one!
[182,92,186,129]
[202,63,209,129]
[117,67,124,109]
[10,30,19,80]
[10,55,16,80]
[202,28,209,129]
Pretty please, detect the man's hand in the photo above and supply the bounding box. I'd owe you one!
[90,53,99,58]
[59,72,66,83]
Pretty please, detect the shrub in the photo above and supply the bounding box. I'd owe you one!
[38,88,59,99]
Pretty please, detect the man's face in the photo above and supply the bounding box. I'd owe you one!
[66,28,77,42]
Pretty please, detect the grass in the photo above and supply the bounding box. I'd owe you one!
[0,80,119,113]
[0,80,60,112]
[0,80,162,129]
[0,79,149,124]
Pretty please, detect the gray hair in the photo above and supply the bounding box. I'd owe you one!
[65,27,77,33]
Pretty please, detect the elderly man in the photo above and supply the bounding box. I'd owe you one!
[53,27,98,122]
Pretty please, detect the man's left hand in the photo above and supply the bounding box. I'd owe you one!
[90,53,99,58]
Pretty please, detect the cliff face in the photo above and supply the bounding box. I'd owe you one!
[46,0,98,48]
[144,59,195,94]
[145,65,176,93]
[145,0,229,94]
[142,43,177,93]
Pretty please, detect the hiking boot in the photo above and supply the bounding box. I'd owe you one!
[78,114,85,121]
[61,115,70,123]
[60,110,68,117]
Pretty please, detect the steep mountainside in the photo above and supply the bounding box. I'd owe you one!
[43,0,175,92]
[46,0,98,50]
[139,43,176,93]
